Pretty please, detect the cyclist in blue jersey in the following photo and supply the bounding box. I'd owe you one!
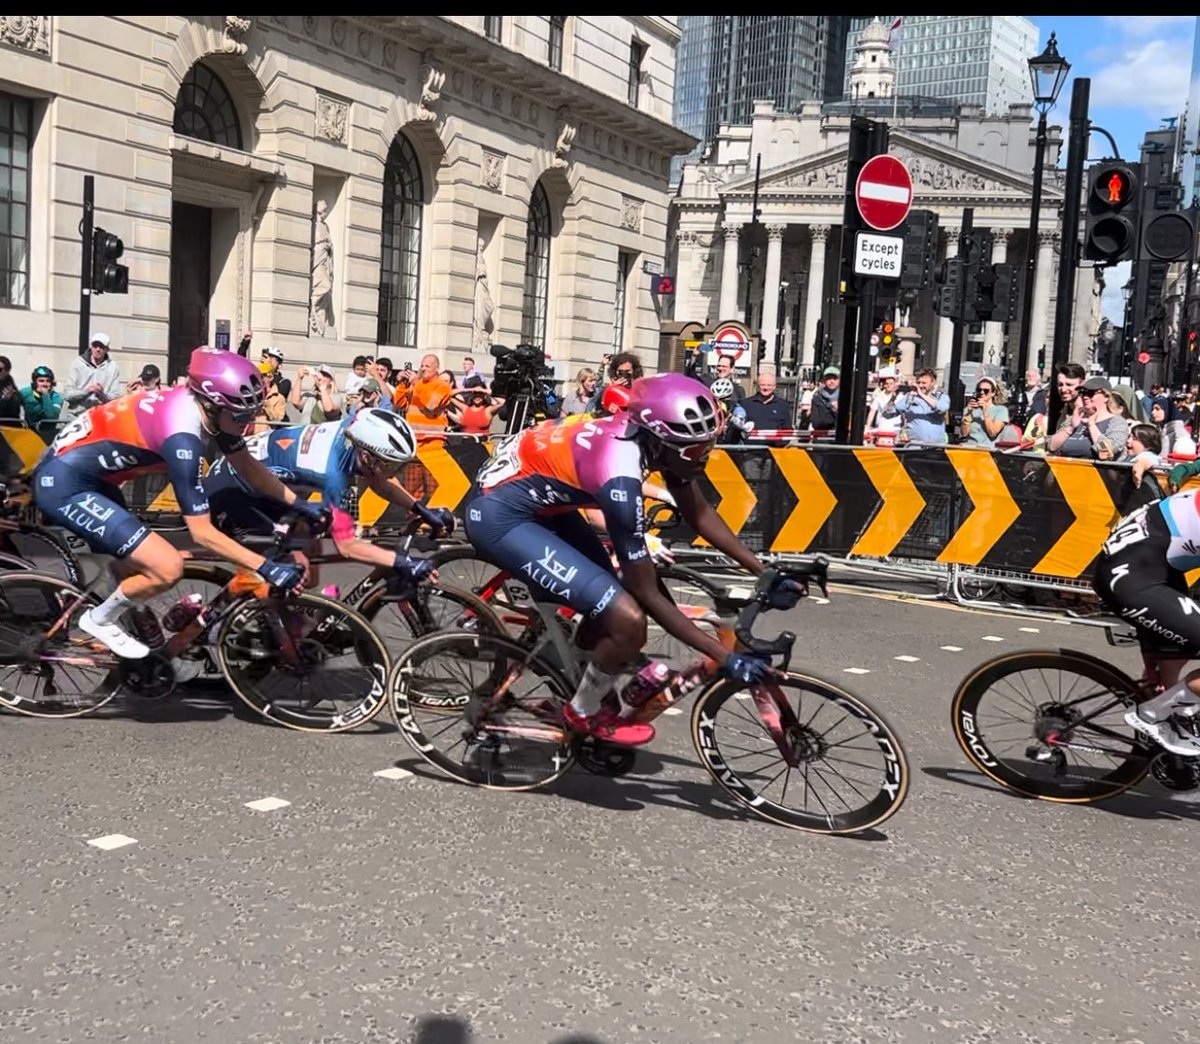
[33,347,316,658]
[204,408,452,579]
[462,373,802,746]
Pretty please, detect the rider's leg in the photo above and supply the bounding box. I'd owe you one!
[84,532,183,658]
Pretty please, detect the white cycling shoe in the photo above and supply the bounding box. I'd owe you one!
[1124,708,1200,757]
[79,609,151,660]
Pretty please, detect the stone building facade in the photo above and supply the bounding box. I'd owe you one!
[0,16,693,383]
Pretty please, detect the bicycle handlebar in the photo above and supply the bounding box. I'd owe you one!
[730,558,830,665]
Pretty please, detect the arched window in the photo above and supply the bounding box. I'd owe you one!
[377,133,424,347]
[521,182,551,350]
[173,65,243,149]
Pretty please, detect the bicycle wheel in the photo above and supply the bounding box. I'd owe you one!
[2,524,86,586]
[951,650,1152,802]
[216,591,390,733]
[0,550,32,571]
[691,672,909,834]
[430,544,535,635]
[358,581,501,662]
[135,561,232,682]
[0,571,120,717]
[389,630,576,790]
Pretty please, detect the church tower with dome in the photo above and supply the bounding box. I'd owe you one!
[848,18,896,101]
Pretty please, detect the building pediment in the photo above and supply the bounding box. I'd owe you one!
[717,129,1060,207]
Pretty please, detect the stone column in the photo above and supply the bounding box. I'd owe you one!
[759,225,786,368]
[983,229,1011,363]
[674,229,696,321]
[802,225,831,367]
[718,223,741,320]
[935,225,961,372]
[1029,230,1056,364]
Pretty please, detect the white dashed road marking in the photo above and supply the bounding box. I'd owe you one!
[374,768,413,781]
[1019,627,1041,633]
[663,707,683,716]
[941,645,963,652]
[811,597,830,605]
[87,834,137,851]
[894,655,920,663]
[245,797,291,812]
[844,667,871,675]
[981,635,1005,642]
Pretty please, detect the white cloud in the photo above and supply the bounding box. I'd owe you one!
[1090,37,1193,115]
[1102,15,1194,40]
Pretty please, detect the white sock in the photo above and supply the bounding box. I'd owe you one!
[90,587,135,627]
[570,662,631,716]
[1140,681,1200,722]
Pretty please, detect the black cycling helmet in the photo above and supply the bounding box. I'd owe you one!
[31,365,54,384]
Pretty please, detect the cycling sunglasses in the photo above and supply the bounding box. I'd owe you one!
[660,439,716,467]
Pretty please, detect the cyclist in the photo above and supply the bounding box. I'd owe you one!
[203,407,452,580]
[1094,490,1200,755]
[33,347,315,659]
[463,372,801,746]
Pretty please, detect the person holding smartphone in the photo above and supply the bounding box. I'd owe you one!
[960,379,1008,446]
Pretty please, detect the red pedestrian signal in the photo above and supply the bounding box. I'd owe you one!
[1190,330,1198,352]
[1084,161,1141,265]
[650,274,675,296]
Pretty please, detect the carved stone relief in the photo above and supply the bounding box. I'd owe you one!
[552,107,577,169]
[620,196,642,233]
[492,87,502,111]
[451,70,464,95]
[481,150,504,191]
[417,51,445,123]
[382,40,397,69]
[330,18,346,49]
[0,15,50,55]
[316,95,348,145]
[223,15,251,55]
[472,78,485,103]
[357,30,372,59]
[302,15,318,37]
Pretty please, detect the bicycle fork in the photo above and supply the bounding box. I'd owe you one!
[751,682,805,768]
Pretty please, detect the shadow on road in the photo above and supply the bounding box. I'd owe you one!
[413,1014,609,1044]
[923,764,1200,823]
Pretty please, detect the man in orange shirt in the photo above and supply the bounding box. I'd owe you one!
[405,353,452,430]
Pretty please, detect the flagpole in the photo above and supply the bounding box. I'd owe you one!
[891,17,902,122]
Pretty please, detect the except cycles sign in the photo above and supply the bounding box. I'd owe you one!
[853,232,904,278]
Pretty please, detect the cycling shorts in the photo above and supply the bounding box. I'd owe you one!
[1093,504,1200,656]
[463,486,621,620]
[205,457,288,536]
[33,456,150,559]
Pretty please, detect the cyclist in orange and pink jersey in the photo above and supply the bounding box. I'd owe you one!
[33,347,320,659]
[462,373,802,746]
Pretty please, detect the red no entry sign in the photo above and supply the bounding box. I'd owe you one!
[856,155,914,231]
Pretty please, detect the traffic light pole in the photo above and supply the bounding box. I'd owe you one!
[847,278,878,445]
[1013,109,1049,430]
[944,208,974,442]
[1048,78,1089,436]
[78,175,94,357]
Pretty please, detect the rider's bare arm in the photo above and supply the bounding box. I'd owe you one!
[668,477,763,576]
[184,512,267,573]
[621,556,731,664]
[326,472,423,570]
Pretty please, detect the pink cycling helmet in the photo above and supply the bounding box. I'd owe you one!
[627,373,722,444]
[187,346,265,415]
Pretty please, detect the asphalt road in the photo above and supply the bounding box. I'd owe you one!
[2,564,1197,1044]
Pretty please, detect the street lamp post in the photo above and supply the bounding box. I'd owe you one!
[1013,33,1070,427]
[1121,278,1135,382]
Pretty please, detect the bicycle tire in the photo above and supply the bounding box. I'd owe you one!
[357,581,502,656]
[2,524,86,586]
[216,591,390,733]
[691,671,909,834]
[0,550,32,571]
[951,649,1152,803]
[389,629,576,790]
[0,571,119,718]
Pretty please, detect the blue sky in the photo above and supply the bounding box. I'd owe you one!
[1029,16,1196,322]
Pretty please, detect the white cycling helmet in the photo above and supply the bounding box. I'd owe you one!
[344,408,417,464]
[709,377,735,402]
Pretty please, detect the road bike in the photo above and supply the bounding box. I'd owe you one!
[389,560,910,835]
[0,511,395,732]
[949,639,1200,802]
[0,482,86,584]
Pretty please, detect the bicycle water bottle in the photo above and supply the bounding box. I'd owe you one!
[617,661,673,719]
[629,662,709,724]
[162,592,205,632]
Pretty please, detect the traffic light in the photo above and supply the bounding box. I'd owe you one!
[933,258,965,318]
[1084,161,1141,265]
[880,320,895,352]
[650,274,675,296]
[1190,329,1198,353]
[899,209,939,290]
[91,227,129,294]
[965,262,997,321]
[990,263,1017,324]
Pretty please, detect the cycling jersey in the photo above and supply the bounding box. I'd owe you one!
[32,387,209,558]
[1154,491,1200,572]
[463,415,647,618]
[204,418,357,540]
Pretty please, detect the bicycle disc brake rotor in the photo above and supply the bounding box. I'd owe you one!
[118,652,177,700]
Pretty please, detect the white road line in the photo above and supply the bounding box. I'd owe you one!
[981,635,1005,642]
[244,797,291,812]
[894,655,920,663]
[941,645,963,652]
[1019,626,1041,633]
[811,597,831,605]
[87,834,137,851]
[374,768,413,781]
[663,707,683,716]
[844,667,871,675]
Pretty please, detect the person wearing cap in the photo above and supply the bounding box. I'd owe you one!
[63,332,123,416]
[895,368,950,445]
[1049,376,1129,459]
[807,365,841,431]
[128,363,162,393]
[288,362,342,424]
[19,364,64,443]
[254,361,289,425]
[259,345,290,399]
[346,376,384,417]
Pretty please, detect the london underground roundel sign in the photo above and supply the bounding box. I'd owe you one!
[855,155,914,232]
